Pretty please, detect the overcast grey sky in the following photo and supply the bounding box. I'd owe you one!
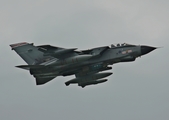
[0,0,169,120]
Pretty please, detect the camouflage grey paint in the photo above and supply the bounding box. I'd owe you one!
[10,42,156,88]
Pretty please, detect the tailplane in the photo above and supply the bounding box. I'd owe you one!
[10,42,46,65]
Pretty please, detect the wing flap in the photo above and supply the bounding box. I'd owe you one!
[37,45,78,59]
[81,46,109,56]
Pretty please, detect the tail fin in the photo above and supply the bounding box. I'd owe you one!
[10,42,45,65]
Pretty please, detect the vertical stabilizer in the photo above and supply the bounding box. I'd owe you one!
[10,42,45,65]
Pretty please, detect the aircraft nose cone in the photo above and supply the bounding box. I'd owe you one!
[141,46,156,56]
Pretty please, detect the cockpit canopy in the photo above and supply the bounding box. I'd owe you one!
[111,43,136,48]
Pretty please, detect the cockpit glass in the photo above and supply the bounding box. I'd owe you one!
[111,43,135,48]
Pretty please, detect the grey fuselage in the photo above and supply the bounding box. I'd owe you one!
[10,42,156,87]
[37,44,141,76]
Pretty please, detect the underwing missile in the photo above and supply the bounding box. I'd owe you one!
[78,79,108,87]
[65,72,112,86]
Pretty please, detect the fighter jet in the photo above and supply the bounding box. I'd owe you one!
[10,42,157,88]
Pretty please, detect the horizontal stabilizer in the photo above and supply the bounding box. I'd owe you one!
[35,76,56,85]
[16,65,45,70]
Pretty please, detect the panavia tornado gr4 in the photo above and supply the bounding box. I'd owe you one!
[10,42,157,88]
